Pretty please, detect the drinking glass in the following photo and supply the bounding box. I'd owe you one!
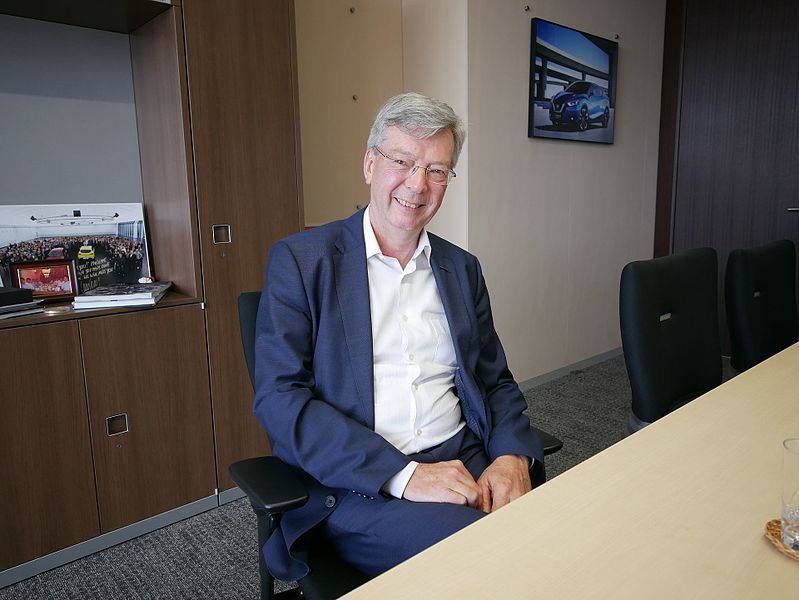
[782,438,799,549]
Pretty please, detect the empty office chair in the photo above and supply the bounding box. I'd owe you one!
[725,239,799,372]
[231,291,562,598]
[619,248,722,434]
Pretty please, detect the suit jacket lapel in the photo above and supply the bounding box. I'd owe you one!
[333,211,375,427]
[429,238,471,367]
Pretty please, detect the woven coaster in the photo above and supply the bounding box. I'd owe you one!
[765,519,799,562]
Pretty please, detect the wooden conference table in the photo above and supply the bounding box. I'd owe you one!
[343,343,799,599]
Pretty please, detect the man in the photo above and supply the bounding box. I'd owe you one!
[254,92,543,581]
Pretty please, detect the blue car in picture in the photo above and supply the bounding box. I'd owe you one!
[549,82,610,131]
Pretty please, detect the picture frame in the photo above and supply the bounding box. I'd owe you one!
[528,18,618,144]
[0,203,151,293]
[10,259,79,302]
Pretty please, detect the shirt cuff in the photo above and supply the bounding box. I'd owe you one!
[383,461,419,498]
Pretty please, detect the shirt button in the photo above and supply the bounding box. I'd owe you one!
[416,429,422,436]
[324,495,336,508]
[401,314,408,322]
[408,354,414,361]
[412,384,418,391]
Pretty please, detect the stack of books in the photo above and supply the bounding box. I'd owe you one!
[73,281,172,310]
[0,287,43,320]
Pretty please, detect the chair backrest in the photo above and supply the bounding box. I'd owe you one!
[619,247,722,429]
[725,240,799,372]
[238,291,261,391]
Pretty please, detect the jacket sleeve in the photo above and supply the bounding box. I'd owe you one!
[253,241,409,496]
[469,257,544,470]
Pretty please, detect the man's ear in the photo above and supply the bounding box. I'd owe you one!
[363,148,375,185]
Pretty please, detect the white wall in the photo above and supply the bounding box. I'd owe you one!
[294,0,403,226]
[401,0,469,249]
[467,0,665,380]
[294,0,666,381]
[0,14,143,207]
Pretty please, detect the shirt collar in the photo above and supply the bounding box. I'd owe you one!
[363,205,431,262]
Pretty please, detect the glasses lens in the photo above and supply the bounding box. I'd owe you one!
[427,169,449,185]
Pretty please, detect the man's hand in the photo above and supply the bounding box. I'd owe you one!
[476,455,532,513]
[403,460,482,508]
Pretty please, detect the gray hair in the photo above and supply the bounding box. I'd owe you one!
[367,92,466,167]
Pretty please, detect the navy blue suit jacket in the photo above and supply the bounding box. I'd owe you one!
[253,209,543,580]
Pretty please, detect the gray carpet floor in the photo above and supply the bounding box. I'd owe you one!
[2,354,636,599]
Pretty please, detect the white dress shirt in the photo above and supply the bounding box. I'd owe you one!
[364,207,465,497]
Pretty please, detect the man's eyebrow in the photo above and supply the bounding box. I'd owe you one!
[385,147,415,158]
[384,146,451,168]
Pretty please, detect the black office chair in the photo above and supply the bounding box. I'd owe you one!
[231,290,562,599]
[619,248,722,434]
[230,292,370,600]
[725,239,799,372]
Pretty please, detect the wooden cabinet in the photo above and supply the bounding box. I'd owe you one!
[81,304,215,532]
[0,322,100,570]
[181,0,303,490]
[0,0,302,576]
[0,305,215,569]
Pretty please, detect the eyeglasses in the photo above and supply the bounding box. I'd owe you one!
[373,147,456,186]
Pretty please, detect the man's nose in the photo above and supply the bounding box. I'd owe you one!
[405,165,428,191]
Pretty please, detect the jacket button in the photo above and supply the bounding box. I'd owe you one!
[324,495,336,508]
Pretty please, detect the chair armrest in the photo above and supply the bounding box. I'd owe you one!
[532,425,564,456]
[229,456,309,514]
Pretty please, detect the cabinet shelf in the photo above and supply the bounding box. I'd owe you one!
[0,291,202,330]
[0,0,173,34]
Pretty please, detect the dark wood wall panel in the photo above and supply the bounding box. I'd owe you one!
[0,322,99,569]
[182,0,303,489]
[673,0,799,255]
[653,0,684,257]
[660,0,799,351]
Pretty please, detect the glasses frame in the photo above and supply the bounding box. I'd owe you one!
[373,147,456,186]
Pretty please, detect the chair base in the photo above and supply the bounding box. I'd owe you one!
[297,547,371,600]
[626,412,651,436]
[272,588,303,599]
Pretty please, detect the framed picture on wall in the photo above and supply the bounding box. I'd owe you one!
[528,18,618,144]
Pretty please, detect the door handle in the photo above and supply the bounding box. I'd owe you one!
[106,413,129,436]
[212,224,232,243]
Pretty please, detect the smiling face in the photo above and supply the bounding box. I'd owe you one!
[363,126,454,249]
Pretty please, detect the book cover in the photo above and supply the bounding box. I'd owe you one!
[0,307,44,320]
[73,281,172,302]
[72,297,159,310]
[0,300,42,315]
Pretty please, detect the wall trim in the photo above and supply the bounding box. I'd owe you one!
[518,347,623,392]
[219,486,246,505]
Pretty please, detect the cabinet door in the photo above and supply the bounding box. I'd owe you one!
[80,304,215,532]
[182,0,302,489]
[0,321,99,570]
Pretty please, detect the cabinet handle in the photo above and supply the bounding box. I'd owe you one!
[787,207,799,212]
[106,413,129,436]
[212,224,232,244]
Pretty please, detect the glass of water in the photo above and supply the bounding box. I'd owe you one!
[782,438,799,550]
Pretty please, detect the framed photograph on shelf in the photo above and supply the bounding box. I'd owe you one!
[10,259,79,302]
[528,18,618,144]
[0,203,151,294]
